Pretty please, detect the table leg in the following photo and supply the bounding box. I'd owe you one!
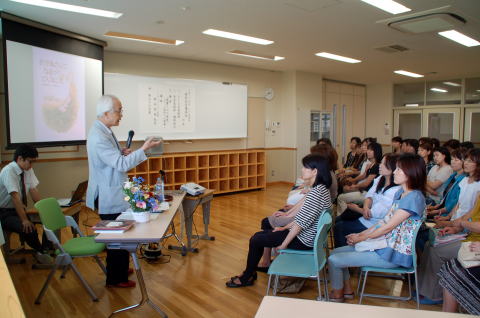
[192,196,215,241]
[109,251,168,318]
[168,201,198,254]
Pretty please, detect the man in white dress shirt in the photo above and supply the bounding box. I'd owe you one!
[0,145,52,264]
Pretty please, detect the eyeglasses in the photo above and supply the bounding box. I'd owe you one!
[111,108,123,114]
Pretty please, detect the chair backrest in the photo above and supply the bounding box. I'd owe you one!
[34,198,67,232]
[313,210,332,271]
[411,211,427,268]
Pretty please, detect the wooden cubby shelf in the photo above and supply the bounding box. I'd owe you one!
[127,150,266,194]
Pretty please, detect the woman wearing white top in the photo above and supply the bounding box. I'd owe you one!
[426,147,453,204]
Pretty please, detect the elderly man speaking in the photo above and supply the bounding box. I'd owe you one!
[86,95,161,288]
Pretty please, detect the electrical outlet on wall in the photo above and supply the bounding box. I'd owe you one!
[271,170,275,176]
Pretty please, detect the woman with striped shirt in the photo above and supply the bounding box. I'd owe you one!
[226,154,332,288]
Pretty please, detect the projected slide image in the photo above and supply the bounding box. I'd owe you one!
[33,47,85,140]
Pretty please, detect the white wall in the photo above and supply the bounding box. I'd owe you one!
[366,83,393,145]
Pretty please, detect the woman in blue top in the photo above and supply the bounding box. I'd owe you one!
[328,153,426,302]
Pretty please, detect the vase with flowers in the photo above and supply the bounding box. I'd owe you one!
[123,176,162,223]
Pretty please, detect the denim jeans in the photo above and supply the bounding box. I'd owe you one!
[328,245,398,289]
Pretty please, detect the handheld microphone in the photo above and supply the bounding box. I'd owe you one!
[126,130,134,148]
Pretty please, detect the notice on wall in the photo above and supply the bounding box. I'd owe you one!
[138,83,195,133]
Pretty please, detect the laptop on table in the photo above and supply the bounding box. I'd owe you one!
[57,181,88,207]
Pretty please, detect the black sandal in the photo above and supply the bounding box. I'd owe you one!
[226,273,256,288]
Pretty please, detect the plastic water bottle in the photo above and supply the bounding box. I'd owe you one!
[155,176,165,202]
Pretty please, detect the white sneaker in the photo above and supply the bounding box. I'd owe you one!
[35,252,53,264]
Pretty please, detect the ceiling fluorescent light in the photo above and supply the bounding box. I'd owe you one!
[405,103,419,107]
[228,50,284,61]
[315,52,361,63]
[438,30,480,47]
[394,70,424,78]
[202,29,273,45]
[430,87,448,93]
[361,0,411,15]
[105,32,183,45]
[9,0,122,18]
[443,81,461,87]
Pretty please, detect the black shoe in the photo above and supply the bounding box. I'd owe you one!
[256,266,269,273]
[226,275,255,288]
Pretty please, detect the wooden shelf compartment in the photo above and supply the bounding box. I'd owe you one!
[229,166,239,178]
[198,168,209,181]
[164,171,174,184]
[239,165,248,177]
[149,173,160,185]
[174,157,186,170]
[163,157,174,170]
[257,152,265,163]
[257,176,265,187]
[186,170,197,183]
[186,156,197,169]
[257,164,265,176]
[149,158,162,172]
[209,168,219,180]
[219,180,229,192]
[219,167,228,179]
[199,181,209,189]
[198,155,209,168]
[229,153,239,166]
[174,170,186,184]
[248,152,257,164]
[239,153,248,165]
[209,155,219,167]
[248,165,257,176]
[136,161,148,173]
[239,177,248,189]
[229,179,239,190]
[219,154,228,167]
[208,181,218,191]
[248,177,257,188]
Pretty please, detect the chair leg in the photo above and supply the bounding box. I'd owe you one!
[359,271,369,304]
[60,265,70,278]
[273,275,279,296]
[266,275,272,295]
[35,262,59,304]
[414,270,420,310]
[323,266,329,301]
[316,274,322,301]
[94,255,107,275]
[357,270,363,295]
[69,262,99,302]
[407,273,412,300]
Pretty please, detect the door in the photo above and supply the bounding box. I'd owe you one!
[394,109,422,139]
[422,107,461,142]
[464,107,480,147]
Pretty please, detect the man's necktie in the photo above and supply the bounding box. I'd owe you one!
[20,172,27,206]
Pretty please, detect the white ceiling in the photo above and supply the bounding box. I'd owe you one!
[1,0,480,84]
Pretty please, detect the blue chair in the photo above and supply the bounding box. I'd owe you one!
[266,211,332,300]
[357,216,424,309]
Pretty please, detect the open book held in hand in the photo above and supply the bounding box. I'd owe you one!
[93,220,135,234]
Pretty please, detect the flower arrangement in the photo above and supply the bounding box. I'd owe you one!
[123,176,161,212]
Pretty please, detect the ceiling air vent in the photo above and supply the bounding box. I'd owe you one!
[375,45,409,53]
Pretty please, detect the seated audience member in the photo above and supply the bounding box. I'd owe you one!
[337,142,382,217]
[226,154,332,287]
[401,139,419,154]
[418,142,435,174]
[0,145,52,264]
[439,242,480,315]
[460,141,474,150]
[430,138,440,149]
[327,153,426,302]
[391,136,402,154]
[444,139,461,154]
[339,138,373,182]
[334,153,400,247]
[427,149,467,218]
[311,144,338,200]
[316,137,333,147]
[435,148,480,226]
[417,193,480,305]
[342,137,362,169]
[426,147,453,204]
[418,137,431,146]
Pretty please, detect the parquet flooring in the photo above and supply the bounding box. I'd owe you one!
[7,184,442,317]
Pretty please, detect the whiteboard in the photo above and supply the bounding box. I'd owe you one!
[103,73,248,141]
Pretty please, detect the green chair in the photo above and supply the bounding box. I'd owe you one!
[34,198,106,304]
[266,211,332,300]
[357,215,425,309]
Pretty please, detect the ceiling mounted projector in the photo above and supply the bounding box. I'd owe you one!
[377,6,466,34]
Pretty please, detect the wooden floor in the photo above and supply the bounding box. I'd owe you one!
[8,184,443,317]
